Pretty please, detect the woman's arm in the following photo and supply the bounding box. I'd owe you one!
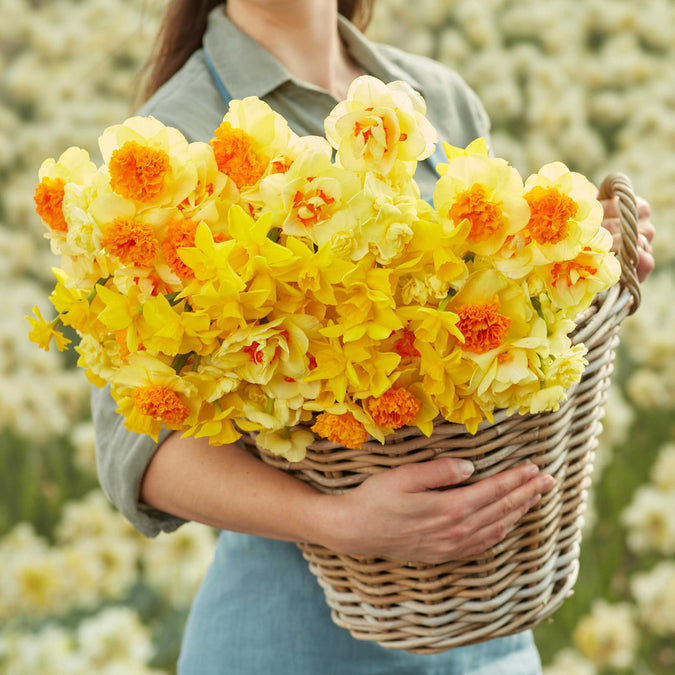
[140,433,554,563]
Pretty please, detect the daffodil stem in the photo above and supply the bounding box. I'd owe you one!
[165,292,182,306]
[267,227,281,242]
[439,288,457,312]
[265,397,275,415]
[281,426,290,440]
[531,296,545,321]
[86,276,111,303]
[192,353,201,372]
[171,352,192,374]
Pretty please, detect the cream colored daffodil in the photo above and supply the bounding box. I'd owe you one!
[325,75,436,176]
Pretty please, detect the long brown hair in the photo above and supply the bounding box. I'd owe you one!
[138,0,375,104]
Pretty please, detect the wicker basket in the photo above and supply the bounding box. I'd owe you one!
[240,173,642,654]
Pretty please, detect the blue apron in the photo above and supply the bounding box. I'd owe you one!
[177,49,543,675]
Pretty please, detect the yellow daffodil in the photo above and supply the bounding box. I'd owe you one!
[99,116,198,210]
[228,384,304,432]
[448,395,492,435]
[56,293,99,336]
[434,154,530,257]
[396,305,463,353]
[34,147,97,237]
[136,293,185,356]
[177,141,235,220]
[521,162,605,265]
[324,75,436,176]
[180,398,242,446]
[210,97,295,193]
[95,282,143,332]
[349,175,420,264]
[539,228,620,315]
[305,336,400,402]
[255,147,361,248]
[436,138,490,175]
[446,268,534,357]
[256,427,316,462]
[308,397,384,446]
[323,257,403,342]
[75,334,117,386]
[112,352,196,440]
[26,306,71,352]
[285,237,354,305]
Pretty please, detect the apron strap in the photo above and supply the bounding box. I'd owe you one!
[203,47,233,105]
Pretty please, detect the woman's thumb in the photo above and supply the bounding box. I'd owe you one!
[397,457,475,493]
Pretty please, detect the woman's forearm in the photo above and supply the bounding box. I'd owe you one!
[139,431,554,563]
[139,432,328,544]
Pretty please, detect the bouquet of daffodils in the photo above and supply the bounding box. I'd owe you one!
[29,76,619,462]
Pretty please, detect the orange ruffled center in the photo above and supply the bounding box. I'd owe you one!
[131,385,190,426]
[456,301,512,354]
[162,219,199,278]
[109,141,171,202]
[368,388,422,429]
[312,412,369,450]
[550,260,598,286]
[243,341,264,364]
[210,122,267,190]
[102,217,158,267]
[524,186,578,245]
[394,330,420,358]
[293,184,336,228]
[448,183,504,243]
[34,177,68,232]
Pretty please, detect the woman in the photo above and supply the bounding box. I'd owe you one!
[92,1,655,673]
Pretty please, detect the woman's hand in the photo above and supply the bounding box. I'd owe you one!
[600,195,655,282]
[317,458,554,564]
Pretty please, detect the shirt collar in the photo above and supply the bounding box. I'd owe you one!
[203,8,290,100]
[336,15,425,95]
[203,8,426,101]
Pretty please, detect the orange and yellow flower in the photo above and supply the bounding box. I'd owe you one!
[434,151,530,257]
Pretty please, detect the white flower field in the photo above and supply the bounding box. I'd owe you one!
[1,1,674,672]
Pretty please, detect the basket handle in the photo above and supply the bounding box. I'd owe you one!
[597,172,641,314]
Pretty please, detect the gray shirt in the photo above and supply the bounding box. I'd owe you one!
[92,7,491,537]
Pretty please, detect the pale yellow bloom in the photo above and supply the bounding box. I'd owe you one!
[257,427,316,462]
[573,600,639,670]
[325,75,437,176]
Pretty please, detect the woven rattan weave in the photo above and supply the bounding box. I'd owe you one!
[241,173,641,653]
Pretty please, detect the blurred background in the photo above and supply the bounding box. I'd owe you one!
[1,1,674,673]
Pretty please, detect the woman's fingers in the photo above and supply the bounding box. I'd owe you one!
[457,492,543,559]
[451,463,542,514]
[461,472,554,534]
[422,468,555,561]
[603,192,656,282]
[333,461,556,563]
[414,471,553,563]
[599,195,651,223]
[610,232,655,282]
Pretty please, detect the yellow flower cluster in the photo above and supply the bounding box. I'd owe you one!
[28,76,620,461]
